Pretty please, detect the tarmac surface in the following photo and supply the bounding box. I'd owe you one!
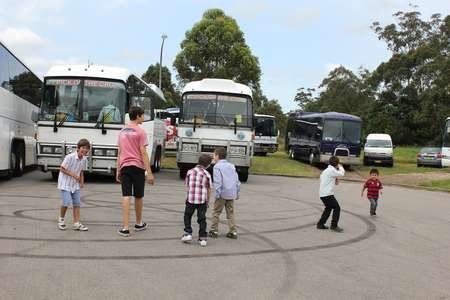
[0,169,449,300]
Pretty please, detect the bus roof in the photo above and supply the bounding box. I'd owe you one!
[182,78,252,98]
[254,114,275,119]
[45,64,132,82]
[289,111,361,122]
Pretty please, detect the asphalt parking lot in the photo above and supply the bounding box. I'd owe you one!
[1,170,449,300]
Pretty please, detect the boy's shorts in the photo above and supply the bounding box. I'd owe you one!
[60,190,81,207]
[120,166,145,198]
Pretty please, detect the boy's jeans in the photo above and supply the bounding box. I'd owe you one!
[368,198,378,214]
[210,198,236,233]
[184,202,207,238]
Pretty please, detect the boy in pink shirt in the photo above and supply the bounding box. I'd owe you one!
[116,106,154,237]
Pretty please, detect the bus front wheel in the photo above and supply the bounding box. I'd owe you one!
[238,168,249,182]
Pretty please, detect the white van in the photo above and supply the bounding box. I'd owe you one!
[363,133,394,167]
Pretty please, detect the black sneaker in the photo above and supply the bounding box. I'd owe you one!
[330,226,343,233]
[117,228,130,237]
[226,232,238,239]
[134,222,148,232]
[208,230,218,238]
[316,224,329,230]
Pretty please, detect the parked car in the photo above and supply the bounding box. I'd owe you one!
[417,147,443,167]
[363,134,394,167]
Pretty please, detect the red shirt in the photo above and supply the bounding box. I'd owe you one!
[364,178,383,199]
[117,124,148,170]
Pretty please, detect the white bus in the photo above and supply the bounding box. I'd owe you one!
[253,114,278,155]
[0,41,41,178]
[177,78,253,182]
[442,117,450,167]
[36,64,166,179]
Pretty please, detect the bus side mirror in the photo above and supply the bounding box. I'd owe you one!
[124,113,130,124]
[31,111,39,122]
[393,144,396,149]
[277,130,280,137]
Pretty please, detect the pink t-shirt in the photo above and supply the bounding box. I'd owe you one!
[117,124,149,170]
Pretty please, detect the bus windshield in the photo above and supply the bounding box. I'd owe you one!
[323,120,361,144]
[40,78,126,124]
[255,117,277,136]
[444,120,450,147]
[181,93,252,127]
[365,139,392,148]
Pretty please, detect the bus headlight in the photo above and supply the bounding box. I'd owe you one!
[66,146,77,154]
[54,147,63,154]
[41,146,53,154]
[182,143,198,152]
[93,149,105,156]
[229,146,246,155]
[106,149,117,157]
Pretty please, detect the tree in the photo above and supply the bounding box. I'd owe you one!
[142,63,180,107]
[369,10,450,144]
[173,9,261,90]
[293,87,317,111]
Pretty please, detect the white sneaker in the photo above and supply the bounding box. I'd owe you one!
[58,219,66,230]
[73,222,88,231]
[199,239,207,247]
[181,233,192,243]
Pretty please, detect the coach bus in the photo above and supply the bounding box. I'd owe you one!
[253,114,278,155]
[442,117,450,167]
[177,78,253,182]
[0,41,41,178]
[158,107,179,153]
[36,64,166,179]
[286,111,362,166]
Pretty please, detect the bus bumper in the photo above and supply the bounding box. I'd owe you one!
[320,154,360,165]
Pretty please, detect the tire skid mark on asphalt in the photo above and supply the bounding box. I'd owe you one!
[0,191,377,260]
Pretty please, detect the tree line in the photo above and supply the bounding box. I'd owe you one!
[142,8,449,146]
[295,9,450,145]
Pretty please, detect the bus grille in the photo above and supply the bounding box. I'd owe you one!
[335,149,349,156]
[202,145,226,153]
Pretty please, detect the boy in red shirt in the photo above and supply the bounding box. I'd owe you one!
[361,168,383,216]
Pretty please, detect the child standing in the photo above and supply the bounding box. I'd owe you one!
[57,138,90,231]
[181,154,212,246]
[209,147,241,239]
[361,168,383,216]
[317,156,345,232]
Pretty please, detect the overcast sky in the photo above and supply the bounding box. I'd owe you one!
[1,0,449,112]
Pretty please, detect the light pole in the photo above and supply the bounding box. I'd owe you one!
[159,34,168,89]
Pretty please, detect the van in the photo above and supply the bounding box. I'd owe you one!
[363,134,394,167]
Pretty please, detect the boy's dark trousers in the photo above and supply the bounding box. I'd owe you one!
[184,201,207,238]
[318,195,341,227]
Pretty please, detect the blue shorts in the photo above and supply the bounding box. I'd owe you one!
[60,190,81,207]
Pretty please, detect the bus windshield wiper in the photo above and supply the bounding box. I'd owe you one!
[193,115,197,132]
[95,110,112,135]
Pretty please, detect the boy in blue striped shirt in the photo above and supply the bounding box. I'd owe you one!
[57,138,90,231]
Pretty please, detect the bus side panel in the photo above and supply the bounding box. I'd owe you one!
[0,113,11,171]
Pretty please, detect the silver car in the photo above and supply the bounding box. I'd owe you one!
[417,147,443,167]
